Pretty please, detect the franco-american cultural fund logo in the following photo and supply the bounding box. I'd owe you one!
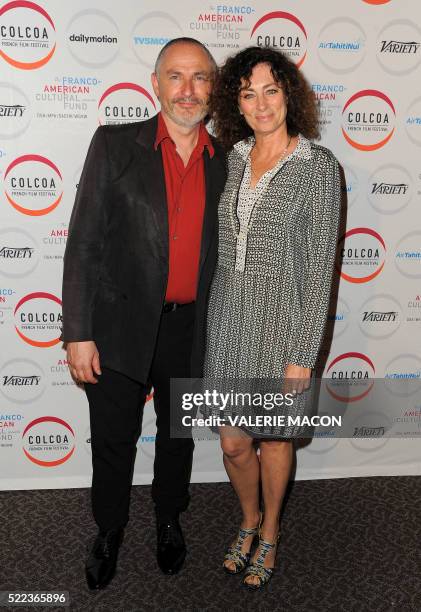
[325,352,376,402]
[337,228,386,283]
[250,11,307,67]
[342,90,395,150]
[0,1,56,70]
[22,416,75,467]
[3,154,63,216]
[14,291,62,347]
[98,82,156,125]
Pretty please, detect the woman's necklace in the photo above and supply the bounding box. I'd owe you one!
[250,135,292,185]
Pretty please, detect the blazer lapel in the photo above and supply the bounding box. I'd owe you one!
[135,116,168,261]
[200,147,226,273]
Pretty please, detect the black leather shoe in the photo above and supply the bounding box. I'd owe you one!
[156,519,186,575]
[85,528,124,590]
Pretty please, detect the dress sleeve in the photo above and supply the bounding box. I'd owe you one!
[287,151,341,369]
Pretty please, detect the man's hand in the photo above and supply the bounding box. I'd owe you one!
[67,341,101,384]
[283,363,311,396]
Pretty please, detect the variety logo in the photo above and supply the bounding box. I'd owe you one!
[337,228,386,283]
[250,11,307,67]
[395,231,421,279]
[0,1,56,70]
[359,294,401,339]
[384,354,421,397]
[342,89,395,150]
[350,410,390,452]
[67,9,119,68]
[98,82,156,125]
[362,0,391,4]
[377,20,421,75]
[324,352,375,402]
[0,82,31,138]
[133,12,183,68]
[22,416,75,467]
[0,358,45,403]
[318,18,366,73]
[0,228,38,278]
[367,165,412,214]
[405,97,421,146]
[342,165,359,208]
[14,292,62,347]
[3,155,63,216]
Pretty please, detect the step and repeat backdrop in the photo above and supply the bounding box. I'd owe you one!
[1,0,421,490]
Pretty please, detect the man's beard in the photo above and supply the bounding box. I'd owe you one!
[162,97,208,128]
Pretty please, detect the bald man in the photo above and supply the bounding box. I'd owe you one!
[62,38,226,588]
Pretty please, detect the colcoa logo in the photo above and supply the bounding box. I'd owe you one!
[337,228,386,283]
[0,1,56,70]
[98,82,156,125]
[325,352,375,402]
[14,291,62,347]
[342,89,395,151]
[250,11,307,67]
[4,155,63,216]
[22,416,75,467]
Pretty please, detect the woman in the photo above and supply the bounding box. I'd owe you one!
[204,46,341,589]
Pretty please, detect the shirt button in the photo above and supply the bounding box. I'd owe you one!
[173,235,178,240]
[177,208,181,212]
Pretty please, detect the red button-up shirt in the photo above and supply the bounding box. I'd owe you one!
[154,112,214,303]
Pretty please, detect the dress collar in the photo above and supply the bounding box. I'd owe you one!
[233,133,312,162]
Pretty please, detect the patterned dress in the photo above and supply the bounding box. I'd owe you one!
[204,134,341,379]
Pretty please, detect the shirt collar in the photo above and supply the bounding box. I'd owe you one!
[233,133,312,162]
[154,111,214,158]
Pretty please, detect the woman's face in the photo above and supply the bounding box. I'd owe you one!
[238,62,288,138]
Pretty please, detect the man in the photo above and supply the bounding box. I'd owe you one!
[61,38,226,589]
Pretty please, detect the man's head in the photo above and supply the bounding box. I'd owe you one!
[151,38,216,129]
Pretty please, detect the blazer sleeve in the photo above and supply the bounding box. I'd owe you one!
[61,126,111,342]
[287,151,341,369]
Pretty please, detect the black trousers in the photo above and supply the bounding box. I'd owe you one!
[85,303,195,531]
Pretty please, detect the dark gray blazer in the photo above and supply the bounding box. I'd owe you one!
[61,114,226,383]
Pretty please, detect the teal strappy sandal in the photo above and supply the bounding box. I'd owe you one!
[223,518,261,575]
[242,530,280,590]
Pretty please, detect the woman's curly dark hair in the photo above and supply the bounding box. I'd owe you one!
[210,46,320,150]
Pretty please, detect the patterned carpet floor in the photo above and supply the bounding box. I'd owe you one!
[1,476,420,612]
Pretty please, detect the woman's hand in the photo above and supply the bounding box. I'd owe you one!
[283,363,311,396]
